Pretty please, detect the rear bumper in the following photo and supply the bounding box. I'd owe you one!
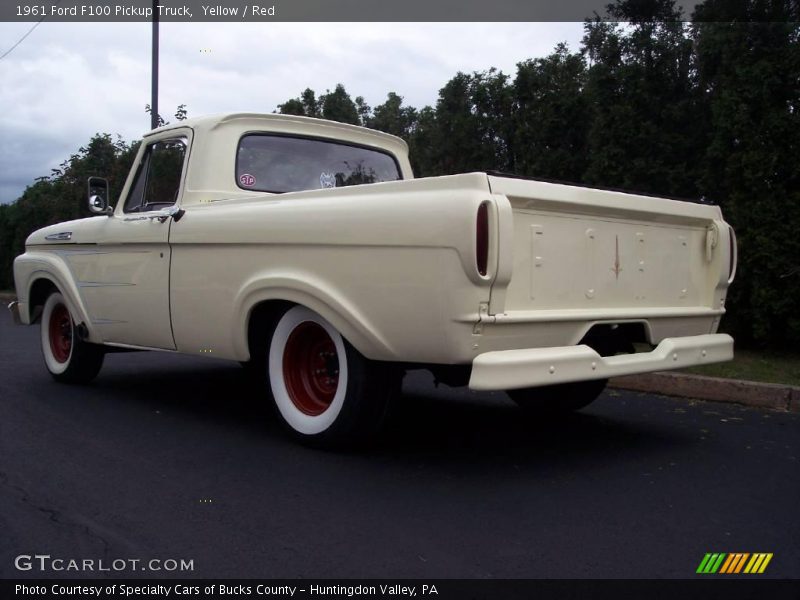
[469,333,733,391]
[7,300,21,325]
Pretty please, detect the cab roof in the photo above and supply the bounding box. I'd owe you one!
[143,112,409,157]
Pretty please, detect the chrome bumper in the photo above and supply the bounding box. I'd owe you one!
[469,333,734,391]
[7,300,21,325]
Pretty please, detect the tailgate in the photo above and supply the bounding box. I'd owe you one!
[487,176,733,317]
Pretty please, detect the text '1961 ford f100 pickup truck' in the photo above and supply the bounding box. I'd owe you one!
[9,113,737,446]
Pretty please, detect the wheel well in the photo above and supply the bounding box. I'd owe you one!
[28,278,58,323]
[246,299,293,360]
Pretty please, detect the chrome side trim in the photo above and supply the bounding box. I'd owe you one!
[78,282,136,288]
[45,231,72,241]
[103,341,177,352]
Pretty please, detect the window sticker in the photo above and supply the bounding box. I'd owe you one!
[319,172,336,189]
[239,173,256,187]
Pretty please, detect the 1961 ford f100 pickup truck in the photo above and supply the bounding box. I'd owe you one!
[9,113,737,446]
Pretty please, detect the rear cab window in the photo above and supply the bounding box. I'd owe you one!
[236,134,402,194]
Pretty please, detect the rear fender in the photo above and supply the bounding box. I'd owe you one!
[234,273,395,362]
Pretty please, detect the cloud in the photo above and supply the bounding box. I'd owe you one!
[0,21,583,203]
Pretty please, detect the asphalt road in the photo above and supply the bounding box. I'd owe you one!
[1,311,798,580]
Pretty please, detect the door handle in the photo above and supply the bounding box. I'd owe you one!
[124,206,185,223]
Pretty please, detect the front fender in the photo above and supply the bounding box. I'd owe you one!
[13,251,102,343]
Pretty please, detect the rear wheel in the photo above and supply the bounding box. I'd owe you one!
[507,379,607,414]
[40,292,104,383]
[265,305,396,447]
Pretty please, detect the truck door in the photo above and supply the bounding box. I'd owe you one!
[71,132,190,349]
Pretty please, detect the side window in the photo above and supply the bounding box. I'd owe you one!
[123,138,187,213]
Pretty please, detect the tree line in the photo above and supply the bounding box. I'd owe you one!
[0,0,797,348]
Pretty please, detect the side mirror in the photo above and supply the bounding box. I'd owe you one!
[87,177,113,215]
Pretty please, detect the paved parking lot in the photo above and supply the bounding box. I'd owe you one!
[1,312,797,579]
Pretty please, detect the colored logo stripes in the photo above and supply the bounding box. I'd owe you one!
[696,553,773,574]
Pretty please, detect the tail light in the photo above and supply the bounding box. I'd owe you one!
[728,225,737,283]
[476,202,489,277]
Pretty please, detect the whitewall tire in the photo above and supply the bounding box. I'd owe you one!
[265,305,397,447]
[41,292,74,376]
[40,292,104,383]
[269,306,349,436]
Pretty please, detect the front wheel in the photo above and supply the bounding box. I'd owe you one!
[40,292,104,384]
[265,305,396,447]
[507,379,607,414]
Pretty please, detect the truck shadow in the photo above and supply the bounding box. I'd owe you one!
[375,372,689,462]
[89,355,691,467]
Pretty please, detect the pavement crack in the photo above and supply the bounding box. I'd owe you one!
[0,470,111,560]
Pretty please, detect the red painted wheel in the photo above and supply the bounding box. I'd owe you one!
[266,305,398,446]
[40,291,104,383]
[48,302,73,364]
[282,321,340,416]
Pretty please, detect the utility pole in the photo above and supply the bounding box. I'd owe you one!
[150,0,159,129]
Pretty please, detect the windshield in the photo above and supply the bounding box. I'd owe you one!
[236,134,402,194]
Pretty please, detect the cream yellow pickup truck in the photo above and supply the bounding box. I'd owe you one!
[9,113,736,446]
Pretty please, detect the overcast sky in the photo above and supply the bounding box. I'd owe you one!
[0,21,584,203]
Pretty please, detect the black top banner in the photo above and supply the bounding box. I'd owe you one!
[2,0,708,22]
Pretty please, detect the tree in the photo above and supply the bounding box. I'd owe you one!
[277,88,321,117]
[469,69,515,172]
[355,96,371,127]
[300,88,321,117]
[319,84,360,125]
[513,43,589,182]
[692,0,800,346]
[408,106,439,177]
[369,92,418,138]
[0,134,138,289]
[581,0,704,198]
[145,103,190,127]
[418,69,514,175]
[145,103,166,127]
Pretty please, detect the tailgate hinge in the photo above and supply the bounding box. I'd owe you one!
[473,302,493,334]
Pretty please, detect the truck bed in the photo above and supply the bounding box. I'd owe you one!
[486,175,734,327]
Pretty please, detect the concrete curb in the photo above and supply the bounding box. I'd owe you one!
[609,372,800,413]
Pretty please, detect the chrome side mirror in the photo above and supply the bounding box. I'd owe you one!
[87,176,113,215]
[88,194,108,213]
